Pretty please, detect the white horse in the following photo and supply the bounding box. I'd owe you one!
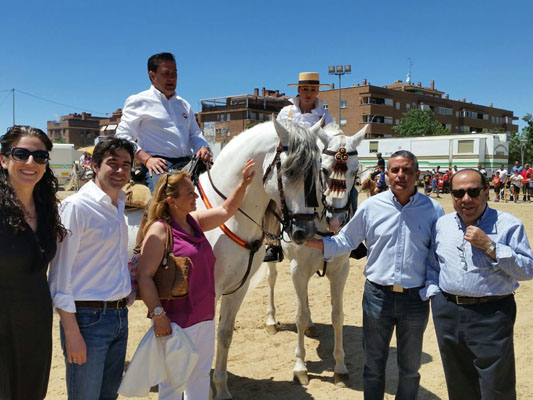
[201,119,329,399]
[264,123,368,388]
[126,119,326,399]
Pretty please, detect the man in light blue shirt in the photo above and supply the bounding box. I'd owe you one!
[424,168,533,400]
[306,150,443,400]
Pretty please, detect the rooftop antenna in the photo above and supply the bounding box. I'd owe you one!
[406,58,413,84]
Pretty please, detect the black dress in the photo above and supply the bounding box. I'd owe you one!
[0,211,57,400]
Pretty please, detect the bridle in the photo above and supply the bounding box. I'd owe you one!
[319,145,358,219]
[197,141,319,295]
[262,143,319,239]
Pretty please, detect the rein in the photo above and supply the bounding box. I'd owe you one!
[197,142,317,294]
[198,179,264,296]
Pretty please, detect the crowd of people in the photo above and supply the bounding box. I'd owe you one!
[1,51,533,400]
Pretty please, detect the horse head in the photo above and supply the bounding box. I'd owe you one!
[262,118,324,244]
[319,124,368,233]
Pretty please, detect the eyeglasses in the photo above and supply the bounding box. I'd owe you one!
[5,147,50,165]
[451,187,484,199]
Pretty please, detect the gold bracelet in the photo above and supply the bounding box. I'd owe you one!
[144,155,152,164]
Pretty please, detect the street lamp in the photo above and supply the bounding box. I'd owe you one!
[328,65,351,126]
[520,137,527,167]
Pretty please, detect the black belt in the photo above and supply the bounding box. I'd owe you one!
[443,291,513,305]
[368,280,423,294]
[75,298,128,310]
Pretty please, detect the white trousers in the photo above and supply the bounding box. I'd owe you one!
[159,319,215,400]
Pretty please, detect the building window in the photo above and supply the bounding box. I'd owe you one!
[458,140,474,153]
[396,102,401,110]
[384,116,393,124]
[322,102,328,110]
[340,100,347,109]
[340,118,347,126]
[406,104,411,111]
[384,98,393,106]
[458,125,470,133]
[227,113,231,121]
[395,119,400,125]
[259,113,264,121]
[435,107,453,115]
[369,141,379,153]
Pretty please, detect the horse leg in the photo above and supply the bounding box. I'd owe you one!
[328,260,350,387]
[291,261,313,386]
[265,262,278,335]
[213,289,248,400]
[304,292,317,338]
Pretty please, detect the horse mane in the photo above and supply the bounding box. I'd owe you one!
[281,122,320,186]
[361,177,378,196]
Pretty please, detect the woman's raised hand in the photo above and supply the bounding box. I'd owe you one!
[241,158,256,186]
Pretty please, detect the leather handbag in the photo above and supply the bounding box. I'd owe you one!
[152,223,192,300]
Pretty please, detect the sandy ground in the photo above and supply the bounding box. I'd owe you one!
[46,191,533,399]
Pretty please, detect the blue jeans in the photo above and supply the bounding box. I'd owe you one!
[362,280,429,400]
[60,307,128,400]
[141,157,191,192]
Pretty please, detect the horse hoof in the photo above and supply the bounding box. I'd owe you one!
[265,323,278,335]
[293,370,309,386]
[334,372,349,388]
[304,325,318,338]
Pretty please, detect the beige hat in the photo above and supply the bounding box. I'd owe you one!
[289,72,329,87]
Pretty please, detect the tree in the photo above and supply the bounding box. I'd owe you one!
[508,114,533,166]
[392,109,449,136]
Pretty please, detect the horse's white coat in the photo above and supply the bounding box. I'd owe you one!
[265,124,368,387]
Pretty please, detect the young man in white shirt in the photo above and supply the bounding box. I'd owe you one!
[115,52,211,192]
[49,137,134,399]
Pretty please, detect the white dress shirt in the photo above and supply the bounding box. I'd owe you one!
[277,97,334,127]
[49,180,131,313]
[323,190,444,290]
[115,85,208,158]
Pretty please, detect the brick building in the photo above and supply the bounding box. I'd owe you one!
[197,88,290,146]
[47,112,104,148]
[318,79,518,138]
[47,110,123,148]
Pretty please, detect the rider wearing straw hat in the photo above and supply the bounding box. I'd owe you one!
[277,72,333,127]
[264,72,334,263]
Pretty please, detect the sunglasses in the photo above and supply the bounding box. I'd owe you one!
[451,187,484,199]
[5,147,50,165]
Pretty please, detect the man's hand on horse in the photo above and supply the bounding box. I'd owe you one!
[196,146,213,163]
[145,156,167,176]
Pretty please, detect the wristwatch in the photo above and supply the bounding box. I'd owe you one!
[485,241,496,255]
[150,306,165,319]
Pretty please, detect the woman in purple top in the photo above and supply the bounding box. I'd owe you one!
[136,158,255,400]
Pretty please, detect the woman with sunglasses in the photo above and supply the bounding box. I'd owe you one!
[136,159,254,400]
[0,126,67,400]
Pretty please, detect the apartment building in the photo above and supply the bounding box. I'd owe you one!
[197,88,290,145]
[318,79,518,138]
[47,109,123,148]
[47,112,104,148]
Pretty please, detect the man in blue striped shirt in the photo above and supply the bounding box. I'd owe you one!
[306,150,444,399]
[423,168,533,400]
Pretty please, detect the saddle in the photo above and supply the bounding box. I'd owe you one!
[123,182,152,209]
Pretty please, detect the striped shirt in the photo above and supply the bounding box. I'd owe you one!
[422,206,533,299]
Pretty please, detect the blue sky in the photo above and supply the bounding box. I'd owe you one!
[1,0,531,135]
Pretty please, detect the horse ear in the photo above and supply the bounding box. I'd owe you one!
[348,124,368,148]
[273,118,290,145]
